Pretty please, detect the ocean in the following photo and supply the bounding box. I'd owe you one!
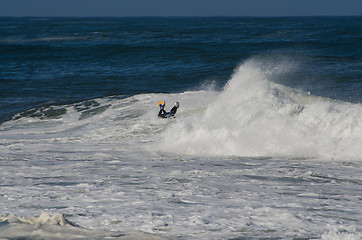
[0,16,361,239]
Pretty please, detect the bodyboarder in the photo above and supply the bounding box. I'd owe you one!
[158,101,179,118]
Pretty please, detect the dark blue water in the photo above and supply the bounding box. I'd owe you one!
[1,16,361,123]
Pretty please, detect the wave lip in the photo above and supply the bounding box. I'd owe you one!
[161,60,362,160]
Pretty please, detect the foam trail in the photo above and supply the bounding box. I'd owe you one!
[0,212,174,240]
[161,60,362,160]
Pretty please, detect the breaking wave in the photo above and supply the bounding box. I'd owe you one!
[160,59,362,160]
[2,58,362,161]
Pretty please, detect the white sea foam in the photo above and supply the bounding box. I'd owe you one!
[160,59,362,160]
[0,212,174,240]
[0,59,361,239]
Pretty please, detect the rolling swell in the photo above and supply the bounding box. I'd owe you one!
[3,57,362,161]
[4,57,362,161]
[1,17,362,124]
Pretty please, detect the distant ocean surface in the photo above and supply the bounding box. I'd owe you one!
[0,17,361,239]
[1,17,361,122]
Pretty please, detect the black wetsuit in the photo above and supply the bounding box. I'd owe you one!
[158,109,167,118]
[169,106,177,116]
[159,106,177,118]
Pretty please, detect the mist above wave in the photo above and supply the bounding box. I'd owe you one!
[2,57,362,161]
[160,59,362,160]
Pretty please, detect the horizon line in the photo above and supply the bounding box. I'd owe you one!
[1,14,361,18]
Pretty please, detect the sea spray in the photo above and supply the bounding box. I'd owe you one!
[1,17,361,240]
[161,60,362,160]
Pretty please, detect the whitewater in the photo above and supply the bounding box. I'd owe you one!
[0,60,361,239]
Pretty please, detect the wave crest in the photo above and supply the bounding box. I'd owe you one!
[161,60,362,160]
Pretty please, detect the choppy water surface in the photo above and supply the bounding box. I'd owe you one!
[0,17,361,239]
